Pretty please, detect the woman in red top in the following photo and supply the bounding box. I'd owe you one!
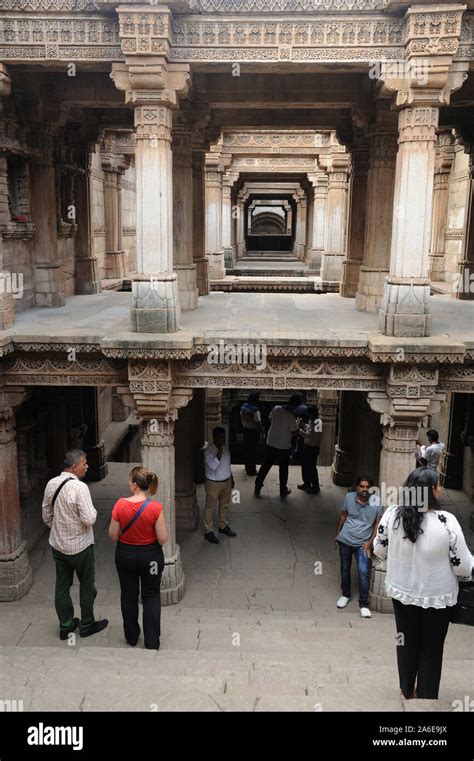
[109,466,168,650]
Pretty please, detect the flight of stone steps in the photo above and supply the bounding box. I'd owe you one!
[1,604,472,713]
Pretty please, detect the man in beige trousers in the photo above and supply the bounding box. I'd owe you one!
[203,427,237,544]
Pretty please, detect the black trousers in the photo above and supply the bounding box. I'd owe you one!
[392,598,451,699]
[115,541,164,649]
[243,428,259,474]
[255,445,291,492]
[301,444,320,489]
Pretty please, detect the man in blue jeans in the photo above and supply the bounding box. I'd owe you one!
[334,475,383,619]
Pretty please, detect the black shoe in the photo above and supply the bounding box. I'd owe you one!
[126,625,140,646]
[219,526,237,537]
[297,484,309,491]
[280,488,292,497]
[80,619,109,638]
[254,486,261,498]
[60,617,79,641]
[204,531,220,544]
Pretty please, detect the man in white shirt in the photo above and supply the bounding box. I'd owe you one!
[255,394,302,498]
[203,427,237,544]
[42,450,108,640]
[416,429,445,471]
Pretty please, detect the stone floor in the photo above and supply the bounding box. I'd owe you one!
[0,462,473,712]
[6,290,474,346]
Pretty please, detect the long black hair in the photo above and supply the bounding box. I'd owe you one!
[393,468,440,543]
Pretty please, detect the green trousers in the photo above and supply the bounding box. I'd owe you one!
[52,544,97,635]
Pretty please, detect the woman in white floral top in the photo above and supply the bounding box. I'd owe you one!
[373,467,473,700]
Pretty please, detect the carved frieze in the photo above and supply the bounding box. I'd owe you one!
[2,354,127,386]
[188,0,387,11]
[0,14,121,60]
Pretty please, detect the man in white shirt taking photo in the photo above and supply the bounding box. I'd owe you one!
[203,427,237,544]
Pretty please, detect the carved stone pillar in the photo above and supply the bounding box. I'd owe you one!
[341,138,369,298]
[74,154,101,295]
[205,388,222,445]
[332,392,355,486]
[293,191,307,260]
[318,390,339,467]
[192,150,209,296]
[454,136,474,301]
[82,388,108,483]
[173,127,198,310]
[236,191,247,259]
[102,170,126,278]
[378,5,466,335]
[112,58,191,333]
[356,101,398,312]
[175,402,198,531]
[0,66,15,329]
[0,398,33,601]
[141,415,184,604]
[30,130,65,308]
[429,130,455,282]
[320,153,350,282]
[222,172,237,269]
[306,171,327,273]
[205,159,224,279]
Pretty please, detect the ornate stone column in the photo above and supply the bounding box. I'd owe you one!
[0,64,15,329]
[74,152,101,295]
[454,130,474,301]
[205,136,225,279]
[236,191,248,259]
[294,190,307,260]
[173,125,198,310]
[378,4,466,335]
[30,129,65,308]
[100,132,128,280]
[0,392,33,601]
[222,171,237,269]
[320,149,350,282]
[306,171,327,273]
[341,137,369,298]
[192,149,209,296]
[356,100,398,312]
[332,392,356,486]
[429,130,455,282]
[205,388,222,445]
[112,34,191,331]
[318,390,338,467]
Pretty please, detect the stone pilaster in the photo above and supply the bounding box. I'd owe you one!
[356,100,398,312]
[429,130,455,282]
[192,150,209,296]
[173,126,198,310]
[320,148,350,282]
[236,191,248,259]
[0,401,33,601]
[341,138,369,298]
[332,392,355,486]
[454,135,474,301]
[318,390,338,467]
[0,149,15,329]
[306,171,327,273]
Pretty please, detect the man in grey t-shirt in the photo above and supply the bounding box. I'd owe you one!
[255,394,302,498]
[334,475,383,618]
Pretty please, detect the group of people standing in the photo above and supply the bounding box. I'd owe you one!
[42,407,473,702]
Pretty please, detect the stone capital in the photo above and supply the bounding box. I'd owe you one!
[111,61,191,109]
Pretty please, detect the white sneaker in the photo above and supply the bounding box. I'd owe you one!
[337,595,350,608]
[360,607,372,618]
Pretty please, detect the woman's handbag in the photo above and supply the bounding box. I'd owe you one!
[450,578,474,626]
